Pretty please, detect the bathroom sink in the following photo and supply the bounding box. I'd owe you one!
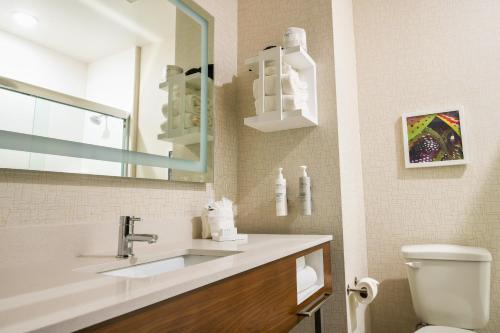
[100,249,240,278]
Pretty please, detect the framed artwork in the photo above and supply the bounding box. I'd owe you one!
[402,107,468,168]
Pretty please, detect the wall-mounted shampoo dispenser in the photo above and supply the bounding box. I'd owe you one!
[299,166,311,215]
[276,168,288,216]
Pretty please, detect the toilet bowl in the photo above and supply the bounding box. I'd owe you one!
[401,244,491,333]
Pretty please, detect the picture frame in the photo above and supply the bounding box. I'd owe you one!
[402,107,468,168]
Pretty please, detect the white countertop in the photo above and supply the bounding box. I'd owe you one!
[0,234,332,333]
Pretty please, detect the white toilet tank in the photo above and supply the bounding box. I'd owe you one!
[402,244,491,329]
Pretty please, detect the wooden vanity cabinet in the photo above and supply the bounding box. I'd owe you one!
[80,242,332,333]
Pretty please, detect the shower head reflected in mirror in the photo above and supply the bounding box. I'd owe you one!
[90,114,103,125]
[90,114,110,139]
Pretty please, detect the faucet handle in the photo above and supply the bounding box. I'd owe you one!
[130,216,141,222]
[119,216,141,225]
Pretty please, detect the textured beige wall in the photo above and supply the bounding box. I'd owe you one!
[236,0,346,332]
[353,1,500,332]
[0,0,238,263]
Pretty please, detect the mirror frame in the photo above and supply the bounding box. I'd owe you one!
[0,0,210,174]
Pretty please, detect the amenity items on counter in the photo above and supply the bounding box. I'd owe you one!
[283,27,307,51]
[212,228,248,242]
[275,167,288,216]
[299,165,312,216]
[201,198,247,242]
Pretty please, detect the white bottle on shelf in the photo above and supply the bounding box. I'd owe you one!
[275,168,288,216]
[299,166,311,216]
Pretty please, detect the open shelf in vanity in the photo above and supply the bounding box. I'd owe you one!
[296,248,326,304]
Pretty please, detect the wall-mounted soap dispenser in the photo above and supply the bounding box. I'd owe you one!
[299,166,311,215]
[276,168,288,216]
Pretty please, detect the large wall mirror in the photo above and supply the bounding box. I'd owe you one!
[0,0,214,183]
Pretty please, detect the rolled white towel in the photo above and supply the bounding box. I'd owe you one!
[185,103,200,115]
[172,99,181,116]
[283,94,308,110]
[185,94,201,107]
[185,95,201,113]
[172,115,181,129]
[282,72,308,95]
[265,75,278,96]
[254,96,277,113]
[253,76,276,97]
[264,63,293,76]
[184,113,194,129]
[160,120,168,132]
[161,103,168,118]
[185,96,205,115]
[254,95,308,113]
[264,66,277,76]
[252,79,258,99]
[296,256,306,271]
[296,265,318,292]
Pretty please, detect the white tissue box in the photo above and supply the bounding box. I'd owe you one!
[212,227,237,242]
[212,227,248,242]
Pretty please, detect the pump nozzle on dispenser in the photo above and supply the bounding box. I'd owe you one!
[278,167,285,180]
[300,165,308,177]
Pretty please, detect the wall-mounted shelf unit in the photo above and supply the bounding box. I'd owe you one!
[158,73,213,146]
[244,46,318,133]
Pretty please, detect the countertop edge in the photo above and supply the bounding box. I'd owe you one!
[25,235,332,333]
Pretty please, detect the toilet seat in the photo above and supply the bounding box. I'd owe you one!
[416,326,475,333]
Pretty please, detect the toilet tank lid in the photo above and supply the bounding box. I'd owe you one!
[402,244,492,262]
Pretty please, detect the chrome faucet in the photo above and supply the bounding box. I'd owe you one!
[116,216,158,258]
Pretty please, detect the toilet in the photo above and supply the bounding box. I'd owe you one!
[401,244,492,333]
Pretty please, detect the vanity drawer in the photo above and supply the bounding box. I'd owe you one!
[80,242,332,333]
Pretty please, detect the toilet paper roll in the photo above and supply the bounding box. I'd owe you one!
[353,277,379,305]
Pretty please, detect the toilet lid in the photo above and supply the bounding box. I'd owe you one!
[416,326,475,333]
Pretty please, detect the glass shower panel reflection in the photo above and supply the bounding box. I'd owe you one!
[0,87,127,176]
[0,88,36,169]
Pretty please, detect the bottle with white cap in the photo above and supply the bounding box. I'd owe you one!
[275,168,288,216]
[299,166,311,216]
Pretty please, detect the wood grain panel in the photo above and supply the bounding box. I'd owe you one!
[80,242,332,333]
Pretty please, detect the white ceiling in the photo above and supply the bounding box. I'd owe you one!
[0,0,177,63]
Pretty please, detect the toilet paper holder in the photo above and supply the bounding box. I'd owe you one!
[346,277,368,298]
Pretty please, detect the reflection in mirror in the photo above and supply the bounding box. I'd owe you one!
[0,0,213,183]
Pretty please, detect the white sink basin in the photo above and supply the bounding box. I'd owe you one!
[100,249,240,278]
